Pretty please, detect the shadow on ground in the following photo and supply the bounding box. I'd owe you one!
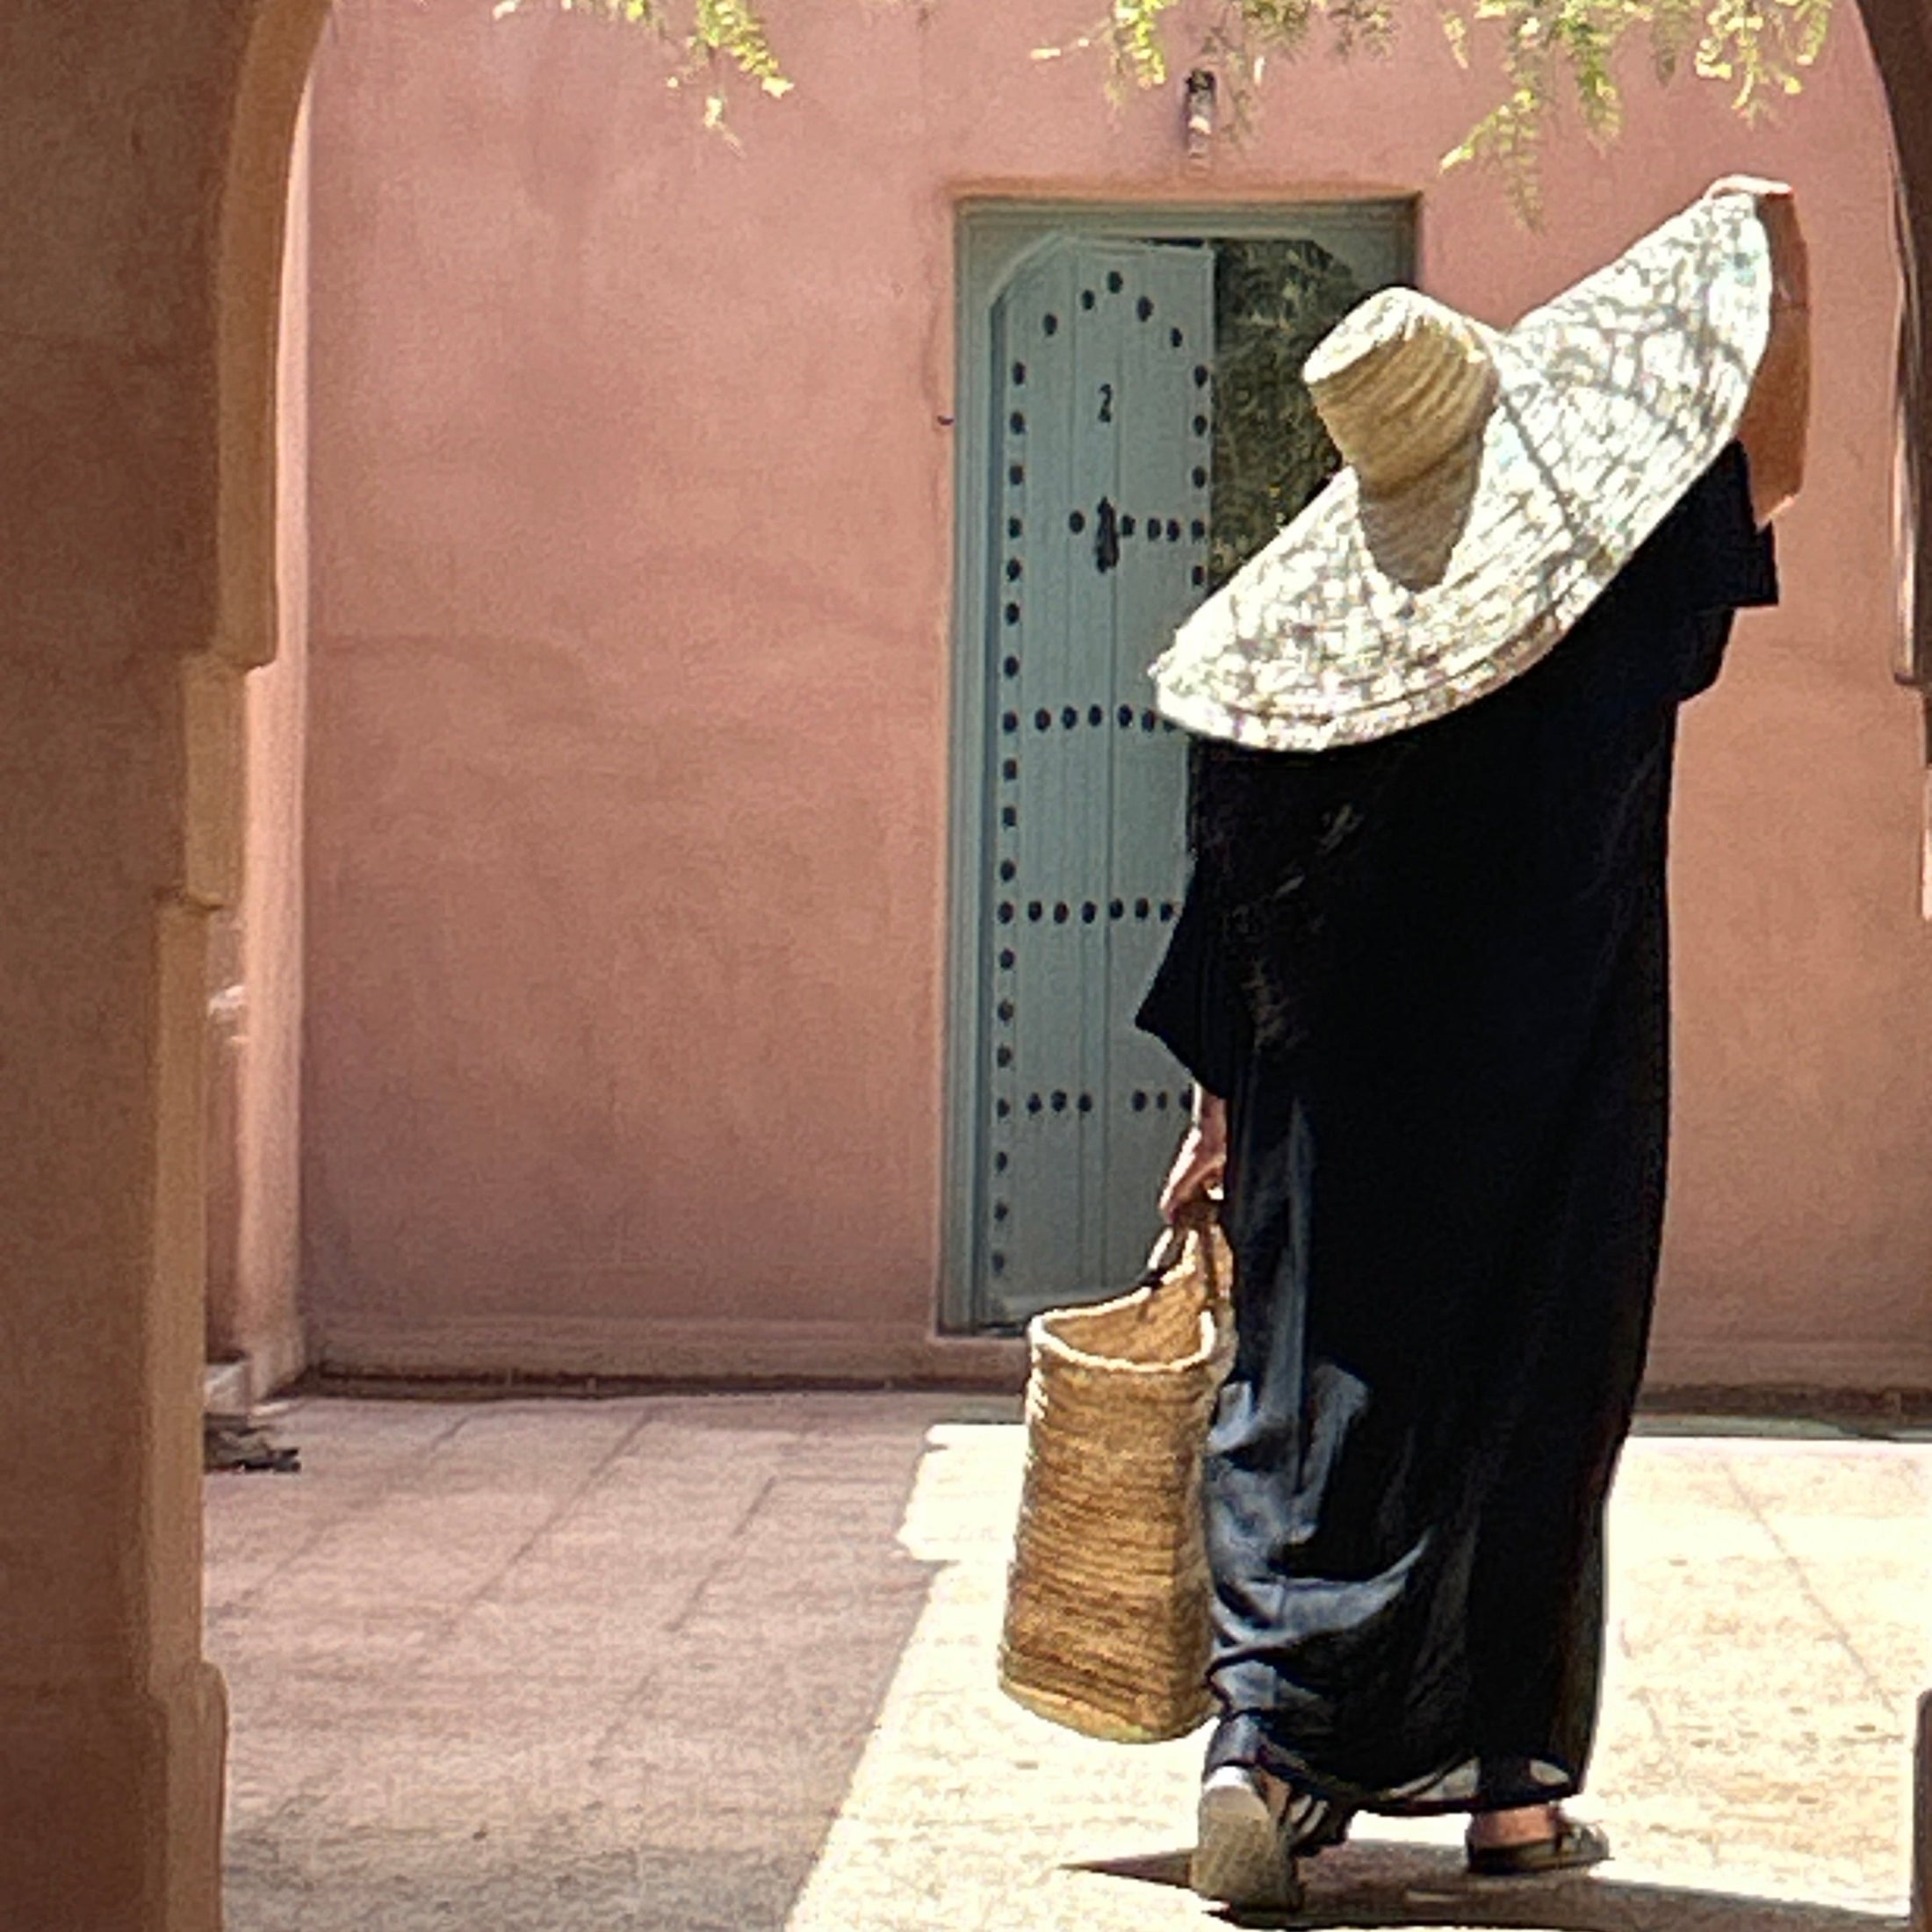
[1076,1841,1907,1931]
[211,1394,972,1931]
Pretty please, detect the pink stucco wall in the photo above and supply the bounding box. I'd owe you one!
[299,0,1928,1387]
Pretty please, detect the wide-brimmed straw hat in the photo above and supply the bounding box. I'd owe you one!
[1150,183,1777,752]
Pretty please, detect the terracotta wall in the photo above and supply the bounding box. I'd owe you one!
[299,0,1929,1387]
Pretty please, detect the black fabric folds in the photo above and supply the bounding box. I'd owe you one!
[1135,442,1777,1814]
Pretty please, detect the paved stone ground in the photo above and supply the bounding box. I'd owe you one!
[205,1394,1928,1931]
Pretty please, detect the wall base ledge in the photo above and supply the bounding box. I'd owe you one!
[1643,1335,1932,1397]
[313,1313,1028,1392]
[205,1323,308,1417]
[312,1320,1930,1401]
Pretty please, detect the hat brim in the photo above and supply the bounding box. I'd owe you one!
[1151,189,1774,752]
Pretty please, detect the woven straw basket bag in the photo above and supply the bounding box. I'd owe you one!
[998,1208,1236,1744]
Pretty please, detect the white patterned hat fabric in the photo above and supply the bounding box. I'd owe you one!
[1150,185,1777,752]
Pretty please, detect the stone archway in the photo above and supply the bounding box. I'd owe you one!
[0,4,329,1927]
[0,2,1928,1926]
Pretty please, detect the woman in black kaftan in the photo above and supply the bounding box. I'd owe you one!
[1137,442,1777,1832]
[1127,180,1811,1907]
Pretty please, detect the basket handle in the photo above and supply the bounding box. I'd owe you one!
[1135,1193,1221,1292]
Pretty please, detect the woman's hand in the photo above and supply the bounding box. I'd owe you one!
[1708,176,1811,523]
[1159,1089,1228,1223]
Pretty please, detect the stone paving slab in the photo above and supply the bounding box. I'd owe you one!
[208,1395,1928,1931]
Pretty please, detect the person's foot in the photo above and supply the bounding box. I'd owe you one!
[1192,1765,1304,1910]
[1465,1803,1610,1877]
[1467,1800,1562,1851]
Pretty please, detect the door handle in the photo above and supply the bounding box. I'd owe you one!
[1095,498,1120,575]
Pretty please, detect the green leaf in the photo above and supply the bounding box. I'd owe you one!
[486,0,1836,225]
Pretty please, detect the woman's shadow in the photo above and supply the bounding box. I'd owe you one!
[1070,1836,1907,1929]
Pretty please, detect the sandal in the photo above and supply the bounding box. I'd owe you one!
[1465,1815,1611,1878]
[1286,1788,1354,1858]
[1192,1767,1304,1911]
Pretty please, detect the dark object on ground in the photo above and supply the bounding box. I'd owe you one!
[205,1417,301,1474]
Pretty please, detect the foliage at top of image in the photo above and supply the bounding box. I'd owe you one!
[492,0,1834,217]
[1065,0,1833,220]
[491,0,792,133]
[1432,0,1831,217]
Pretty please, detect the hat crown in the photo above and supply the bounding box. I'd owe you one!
[1302,288,1498,495]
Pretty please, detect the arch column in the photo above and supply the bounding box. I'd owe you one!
[0,642,236,1928]
[0,2,324,1924]
[1852,3,1932,1892]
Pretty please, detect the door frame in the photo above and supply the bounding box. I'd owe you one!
[940,197,1417,1333]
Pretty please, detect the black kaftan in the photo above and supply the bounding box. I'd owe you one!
[1135,443,1777,1814]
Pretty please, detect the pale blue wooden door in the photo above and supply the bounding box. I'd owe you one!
[974,240,1214,1327]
